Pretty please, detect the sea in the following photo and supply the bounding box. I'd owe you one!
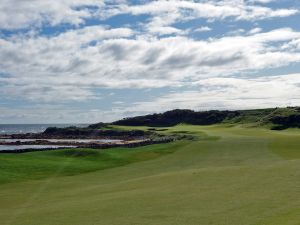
[0,124,89,135]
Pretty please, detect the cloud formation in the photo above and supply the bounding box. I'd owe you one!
[0,0,300,122]
[0,0,105,29]
[0,0,298,30]
[1,26,300,102]
[120,74,300,114]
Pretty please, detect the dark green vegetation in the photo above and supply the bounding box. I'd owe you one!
[113,106,300,129]
[270,114,300,130]
[113,109,239,126]
[0,124,300,225]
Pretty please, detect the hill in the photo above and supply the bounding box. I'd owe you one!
[112,107,300,129]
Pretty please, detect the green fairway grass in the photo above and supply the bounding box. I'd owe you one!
[0,142,186,185]
[0,125,300,225]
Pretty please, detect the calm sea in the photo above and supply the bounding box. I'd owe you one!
[0,124,89,135]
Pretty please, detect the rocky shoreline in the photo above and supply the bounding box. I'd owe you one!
[0,125,180,153]
[0,138,176,154]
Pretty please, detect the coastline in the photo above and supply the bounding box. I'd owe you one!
[0,138,175,154]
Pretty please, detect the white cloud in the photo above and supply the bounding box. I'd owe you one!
[124,0,298,22]
[118,73,300,114]
[0,0,110,29]
[1,27,300,102]
[248,27,262,34]
[248,0,275,4]
[0,0,297,30]
[0,105,122,123]
[226,28,246,36]
[146,26,184,35]
[112,0,298,40]
[194,26,212,32]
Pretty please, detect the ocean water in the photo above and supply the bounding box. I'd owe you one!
[0,124,88,135]
[0,139,122,143]
[0,145,77,151]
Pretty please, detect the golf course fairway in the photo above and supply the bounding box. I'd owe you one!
[0,125,300,225]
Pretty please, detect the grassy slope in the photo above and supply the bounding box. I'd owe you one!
[0,125,300,225]
[112,107,300,128]
[0,142,186,185]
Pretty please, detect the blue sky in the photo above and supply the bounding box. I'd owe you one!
[0,0,300,123]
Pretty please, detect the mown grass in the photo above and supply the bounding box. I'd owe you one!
[0,125,300,225]
[0,141,187,185]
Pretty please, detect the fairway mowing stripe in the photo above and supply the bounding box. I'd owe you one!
[74,160,298,194]
[4,157,75,225]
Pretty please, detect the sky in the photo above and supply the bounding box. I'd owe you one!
[1,0,300,123]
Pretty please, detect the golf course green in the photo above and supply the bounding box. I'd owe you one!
[0,124,300,225]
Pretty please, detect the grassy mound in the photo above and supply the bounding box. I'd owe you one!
[112,107,300,129]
